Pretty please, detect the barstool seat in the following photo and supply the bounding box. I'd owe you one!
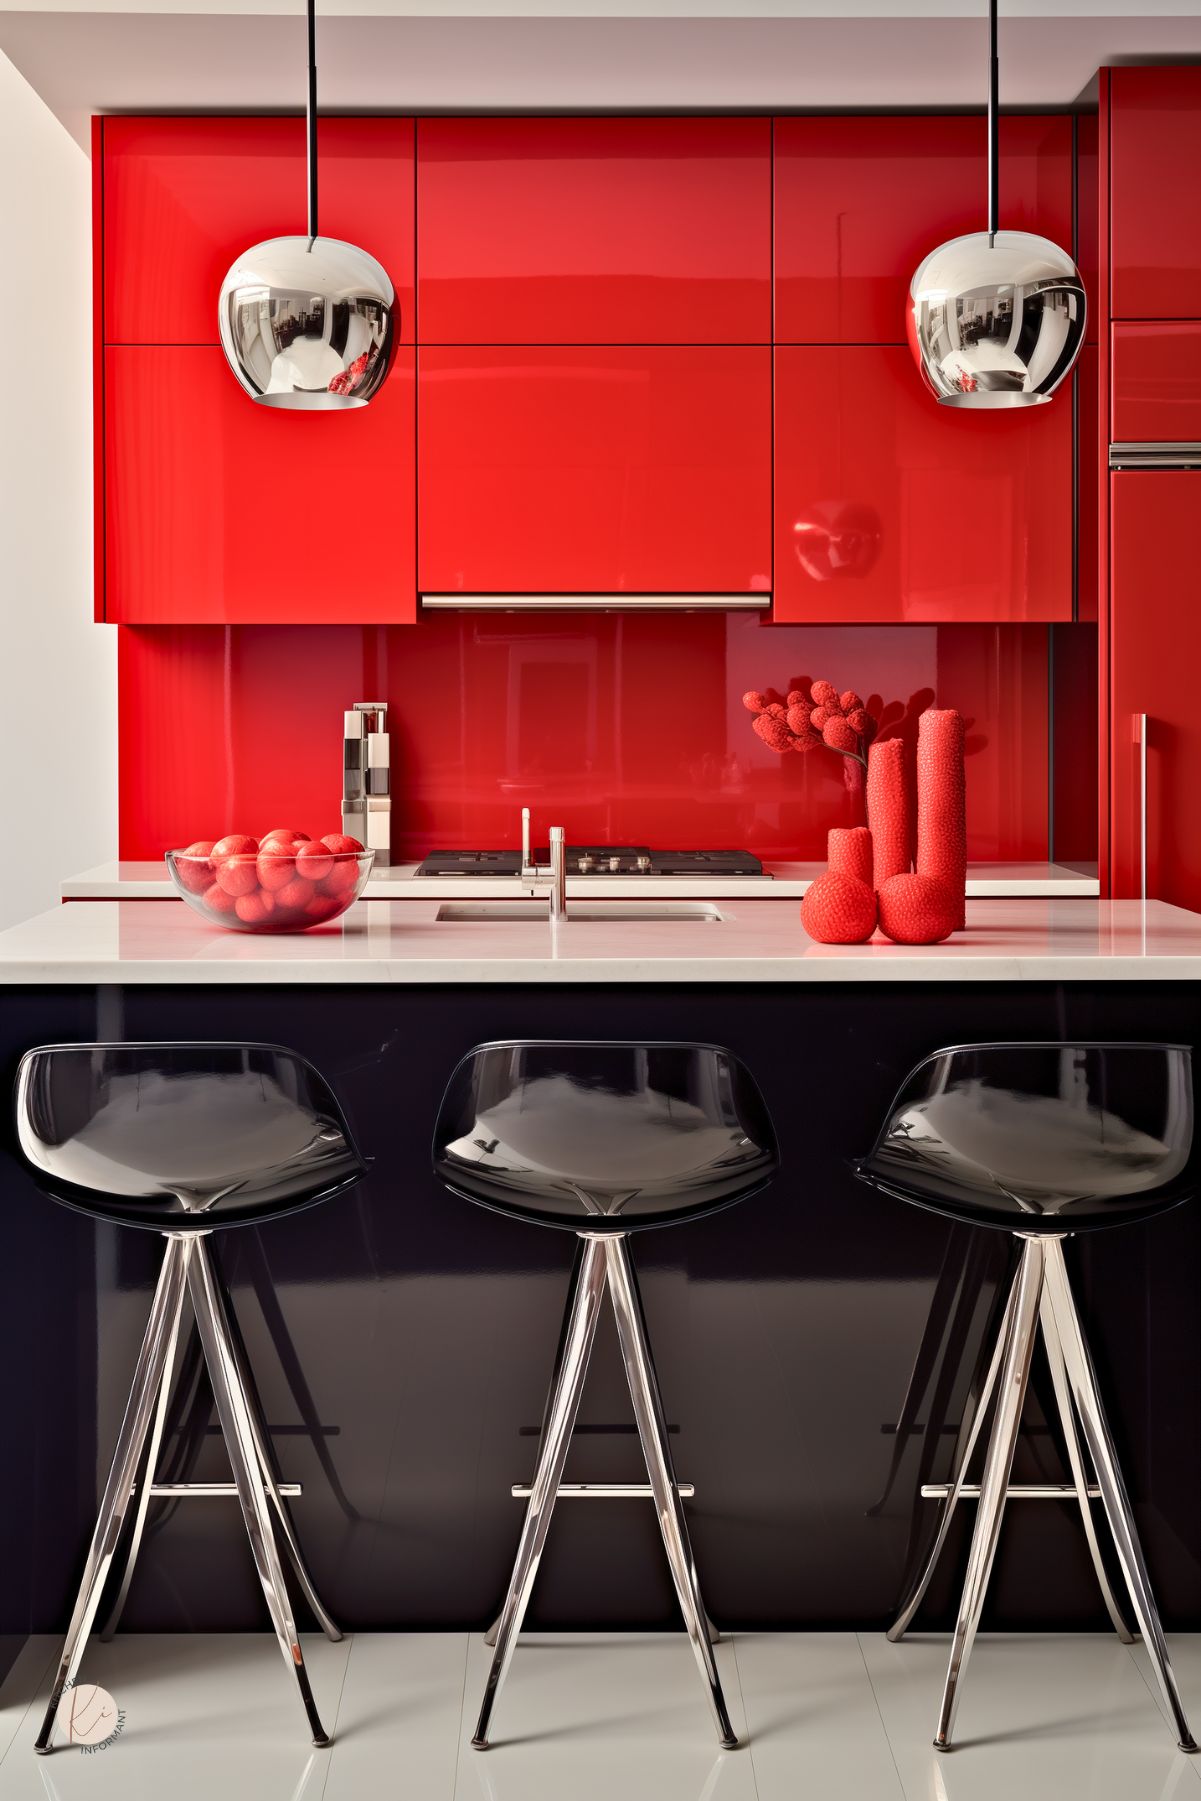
[15,1041,366,1753]
[857,1041,1197,1753]
[433,1040,778,1750]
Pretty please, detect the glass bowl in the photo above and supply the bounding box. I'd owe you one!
[165,847,375,932]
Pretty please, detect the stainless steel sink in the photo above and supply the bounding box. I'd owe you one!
[435,901,725,923]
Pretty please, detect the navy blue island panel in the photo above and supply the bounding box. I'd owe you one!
[1,980,1198,1642]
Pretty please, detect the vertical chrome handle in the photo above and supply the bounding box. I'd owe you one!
[548,826,566,923]
[521,806,531,874]
[1133,713,1148,903]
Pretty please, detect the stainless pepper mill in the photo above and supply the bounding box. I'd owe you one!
[342,702,390,867]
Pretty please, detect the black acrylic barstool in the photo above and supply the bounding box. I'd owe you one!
[433,1040,778,1751]
[857,1041,1197,1753]
[14,1041,366,1753]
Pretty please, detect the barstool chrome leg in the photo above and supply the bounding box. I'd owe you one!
[188,1238,331,1747]
[472,1234,609,1750]
[935,1236,1044,1752]
[203,1248,343,1644]
[98,1253,185,1644]
[604,1236,738,1751]
[1042,1238,1198,1753]
[1038,1283,1134,1645]
[889,1261,1021,1643]
[35,1235,190,1754]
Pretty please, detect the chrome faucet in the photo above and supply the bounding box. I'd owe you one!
[521,807,568,922]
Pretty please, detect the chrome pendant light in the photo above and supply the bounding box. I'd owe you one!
[218,0,396,408]
[908,0,1085,407]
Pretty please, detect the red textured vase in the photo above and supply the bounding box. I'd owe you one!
[866,738,911,891]
[877,873,958,945]
[801,871,877,944]
[827,826,873,886]
[916,708,967,930]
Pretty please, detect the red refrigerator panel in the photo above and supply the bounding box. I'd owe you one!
[1110,471,1201,906]
[1110,67,1201,322]
[1111,324,1201,443]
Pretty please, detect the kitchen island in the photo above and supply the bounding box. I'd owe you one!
[2,897,1198,1651]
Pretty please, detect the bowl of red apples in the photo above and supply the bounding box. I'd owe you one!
[165,829,373,932]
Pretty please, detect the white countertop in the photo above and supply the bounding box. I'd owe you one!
[2,897,1199,984]
[61,859,1101,902]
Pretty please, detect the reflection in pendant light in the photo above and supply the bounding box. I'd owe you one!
[908,0,1085,408]
[218,0,397,409]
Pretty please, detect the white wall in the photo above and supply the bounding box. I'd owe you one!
[0,49,116,929]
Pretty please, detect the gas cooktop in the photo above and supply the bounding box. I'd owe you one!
[415,847,767,878]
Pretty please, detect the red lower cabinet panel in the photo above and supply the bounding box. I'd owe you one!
[118,615,1054,865]
[1112,324,1201,443]
[774,347,1073,622]
[104,347,416,623]
[417,347,772,595]
[1110,472,1201,907]
[1110,67,1201,322]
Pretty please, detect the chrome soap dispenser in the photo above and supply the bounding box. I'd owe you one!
[342,702,390,866]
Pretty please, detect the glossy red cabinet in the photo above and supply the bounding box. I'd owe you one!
[101,116,415,346]
[104,347,416,624]
[1111,324,1201,443]
[1110,472,1201,906]
[417,347,771,595]
[774,346,1072,622]
[416,117,770,344]
[774,115,1073,345]
[1110,68,1201,321]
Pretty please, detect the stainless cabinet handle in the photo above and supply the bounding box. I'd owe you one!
[1133,712,1148,903]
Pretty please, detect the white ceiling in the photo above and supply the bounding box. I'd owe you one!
[2,3,1200,150]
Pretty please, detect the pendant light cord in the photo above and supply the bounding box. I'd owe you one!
[987,0,999,243]
[306,0,318,243]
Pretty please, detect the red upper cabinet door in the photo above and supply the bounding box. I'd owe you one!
[774,115,1073,344]
[774,346,1072,622]
[418,347,771,594]
[104,346,416,623]
[1112,324,1201,442]
[1110,472,1201,906]
[102,117,415,345]
[1110,68,1201,321]
[416,117,771,344]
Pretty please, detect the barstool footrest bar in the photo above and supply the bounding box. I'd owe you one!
[920,1481,1100,1500]
[141,1482,303,1498]
[510,1481,694,1499]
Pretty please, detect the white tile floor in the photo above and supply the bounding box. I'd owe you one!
[0,1630,1198,1801]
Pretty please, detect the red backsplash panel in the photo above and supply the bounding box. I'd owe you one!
[119,614,1054,863]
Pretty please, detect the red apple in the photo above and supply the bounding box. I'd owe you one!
[235,888,276,925]
[174,842,215,894]
[323,856,362,894]
[261,827,310,846]
[305,893,340,921]
[276,876,315,911]
[295,841,333,881]
[257,848,297,890]
[211,833,258,859]
[216,855,259,897]
[320,833,364,854]
[202,882,237,915]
